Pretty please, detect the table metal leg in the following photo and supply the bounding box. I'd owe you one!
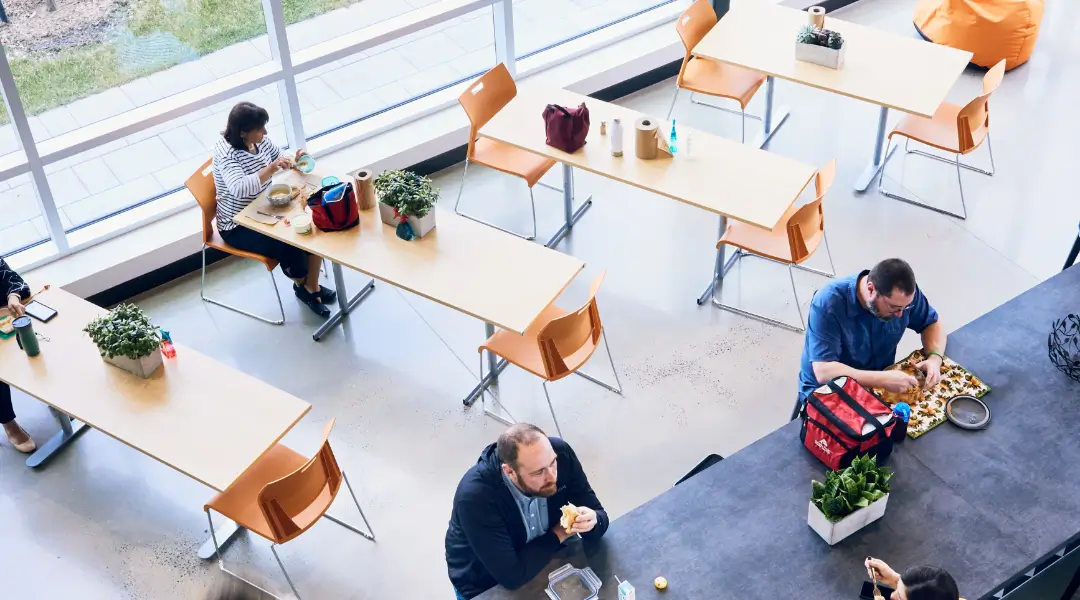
[313,262,376,342]
[198,517,242,560]
[463,322,509,406]
[545,164,593,249]
[854,105,897,192]
[697,216,743,305]
[26,407,88,468]
[752,76,790,149]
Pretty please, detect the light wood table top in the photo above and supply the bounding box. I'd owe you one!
[479,87,816,231]
[693,3,972,118]
[0,288,311,492]
[234,173,586,336]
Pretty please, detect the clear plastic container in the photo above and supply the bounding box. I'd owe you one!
[545,564,602,600]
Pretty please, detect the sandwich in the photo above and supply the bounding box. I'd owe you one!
[560,504,581,532]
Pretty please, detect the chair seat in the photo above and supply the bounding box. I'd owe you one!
[679,57,767,108]
[205,444,308,542]
[206,221,279,271]
[719,202,808,265]
[471,138,557,188]
[482,304,599,381]
[889,101,982,154]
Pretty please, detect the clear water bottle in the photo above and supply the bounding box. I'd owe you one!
[669,119,678,154]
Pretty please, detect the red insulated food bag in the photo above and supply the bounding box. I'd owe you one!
[800,377,896,470]
[543,102,589,153]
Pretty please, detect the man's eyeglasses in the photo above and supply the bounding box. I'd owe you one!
[882,299,915,314]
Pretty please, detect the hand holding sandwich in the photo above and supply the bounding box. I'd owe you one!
[558,504,598,541]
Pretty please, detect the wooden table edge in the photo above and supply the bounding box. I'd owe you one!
[233,212,587,336]
[474,131,815,231]
[0,373,312,493]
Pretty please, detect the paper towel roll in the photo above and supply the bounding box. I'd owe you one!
[353,168,376,210]
[634,117,659,160]
[808,6,826,29]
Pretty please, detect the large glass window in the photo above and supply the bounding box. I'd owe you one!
[45,85,282,232]
[8,0,271,139]
[513,0,678,58]
[299,6,495,139]
[284,0,420,52]
[0,173,49,258]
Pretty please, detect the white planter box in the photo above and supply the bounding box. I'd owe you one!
[808,493,889,545]
[378,201,435,238]
[407,211,436,238]
[795,42,845,69]
[103,350,163,379]
[378,201,399,226]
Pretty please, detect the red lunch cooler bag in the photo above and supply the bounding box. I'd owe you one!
[800,376,896,471]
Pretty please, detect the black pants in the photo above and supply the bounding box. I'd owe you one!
[0,382,14,424]
[220,226,311,280]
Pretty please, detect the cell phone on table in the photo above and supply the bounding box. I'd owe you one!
[25,300,57,323]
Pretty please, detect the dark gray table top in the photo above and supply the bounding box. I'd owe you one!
[476,267,1080,600]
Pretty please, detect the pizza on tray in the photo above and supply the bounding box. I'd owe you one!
[872,350,990,439]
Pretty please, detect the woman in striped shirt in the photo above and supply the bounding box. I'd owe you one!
[213,102,334,317]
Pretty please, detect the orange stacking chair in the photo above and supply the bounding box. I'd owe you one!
[711,160,838,333]
[477,272,622,437]
[187,158,285,325]
[455,63,558,241]
[879,60,1004,219]
[204,419,375,599]
[666,0,768,143]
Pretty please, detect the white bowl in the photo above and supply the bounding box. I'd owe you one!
[267,183,294,206]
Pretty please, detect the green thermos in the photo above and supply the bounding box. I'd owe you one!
[13,316,39,357]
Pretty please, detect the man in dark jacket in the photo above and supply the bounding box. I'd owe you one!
[445,424,609,599]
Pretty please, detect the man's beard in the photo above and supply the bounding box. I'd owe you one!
[865,298,894,321]
[517,476,558,498]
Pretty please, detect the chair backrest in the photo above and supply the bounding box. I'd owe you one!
[186,157,217,243]
[675,0,718,83]
[458,63,517,159]
[786,159,836,264]
[536,272,607,380]
[957,59,1005,154]
[257,419,343,544]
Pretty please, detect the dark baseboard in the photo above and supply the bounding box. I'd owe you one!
[87,248,228,308]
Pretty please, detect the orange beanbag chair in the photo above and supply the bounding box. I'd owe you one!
[914,0,1044,70]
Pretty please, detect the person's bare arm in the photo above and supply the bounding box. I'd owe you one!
[812,362,917,392]
[914,320,947,387]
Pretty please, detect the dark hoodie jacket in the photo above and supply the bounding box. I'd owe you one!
[445,437,609,599]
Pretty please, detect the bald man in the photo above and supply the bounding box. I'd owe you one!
[445,424,609,599]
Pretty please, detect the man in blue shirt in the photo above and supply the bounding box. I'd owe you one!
[796,258,946,418]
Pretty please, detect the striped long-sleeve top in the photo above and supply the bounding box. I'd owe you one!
[0,257,30,306]
[212,135,281,232]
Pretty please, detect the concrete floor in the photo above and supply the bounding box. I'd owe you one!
[3,0,1080,598]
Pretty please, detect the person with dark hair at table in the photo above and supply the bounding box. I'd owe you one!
[795,258,946,417]
[1,256,36,453]
[445,423,609,599]
[212,101,334,317]
[866,557,964,600]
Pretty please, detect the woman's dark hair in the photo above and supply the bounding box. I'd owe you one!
[902,565,960,600]
[222,101,270,150]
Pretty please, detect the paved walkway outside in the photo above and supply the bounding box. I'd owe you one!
[0,0,668,256]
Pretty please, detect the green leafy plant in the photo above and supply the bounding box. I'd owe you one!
[797,25,820,45]
[811,455,892,522]
[373,169,440,219]
[827,30,845,50]
[84,303,162,360]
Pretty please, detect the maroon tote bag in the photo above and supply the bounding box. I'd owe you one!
[543,102,590,153]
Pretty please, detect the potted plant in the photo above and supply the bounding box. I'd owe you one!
[373,169,439,239]
[808,455,892,545]
[84,303,163,379]
[796,25,845,69]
